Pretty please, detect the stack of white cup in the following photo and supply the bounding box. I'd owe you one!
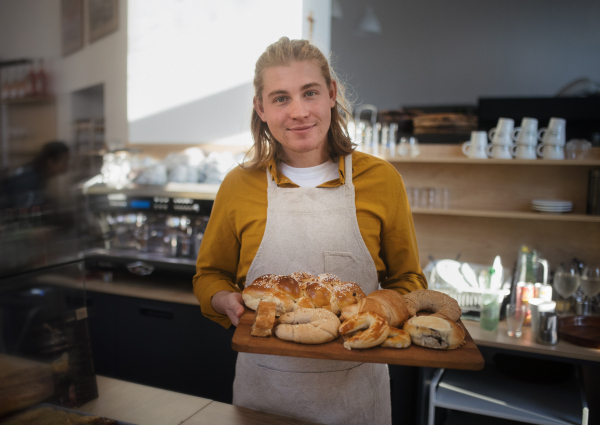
[486,118,514,159]
[511,117,538,160]
[537,118,566,160]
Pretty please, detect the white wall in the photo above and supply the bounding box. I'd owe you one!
[0,0,128,147]
[330,0,600,109]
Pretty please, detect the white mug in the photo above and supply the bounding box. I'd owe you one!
[462,131,488,159]
[537,143,565,160]
[488,118,515,145]
[538,117,566,146]
[512,117,538,146]
[487,143,513,159]
[512,144,537,160]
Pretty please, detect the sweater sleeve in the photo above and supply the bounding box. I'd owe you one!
[192,173,242,329]
[379,170,428,294]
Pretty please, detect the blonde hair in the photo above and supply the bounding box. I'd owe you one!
[243,37,354,170]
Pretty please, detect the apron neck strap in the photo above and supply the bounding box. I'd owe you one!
[344,154,353,186]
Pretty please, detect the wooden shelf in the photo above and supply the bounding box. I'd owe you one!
[382,155,600,166]
[412,208,600,222]
[1,96,54,105]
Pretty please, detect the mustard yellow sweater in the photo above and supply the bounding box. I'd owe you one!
[193,150,427,328]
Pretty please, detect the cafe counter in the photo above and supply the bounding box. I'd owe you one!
[80,375,319,425]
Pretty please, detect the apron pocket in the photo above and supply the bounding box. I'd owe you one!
[324,251,359,280]
[254,364,351,424]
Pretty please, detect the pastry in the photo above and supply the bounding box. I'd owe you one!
[250,301,277,337]
[403,315,465,350]
[339,311,389,350]
[274,308,341,344]
[381,327,411,348]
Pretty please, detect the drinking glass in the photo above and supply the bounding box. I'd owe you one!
[553,264,581,314]
[506,304,527,337]
[581,265,600,316]
[480,290,502,331]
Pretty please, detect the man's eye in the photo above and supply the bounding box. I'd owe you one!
[305,91,316,97]
[275,96,286,103]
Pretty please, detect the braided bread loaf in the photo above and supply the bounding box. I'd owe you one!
[242,272,366,316]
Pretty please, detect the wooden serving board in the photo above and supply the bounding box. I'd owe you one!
[232,308,484,371]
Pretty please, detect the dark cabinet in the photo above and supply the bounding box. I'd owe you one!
[84,291,237,403]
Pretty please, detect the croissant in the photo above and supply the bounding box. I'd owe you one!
[340,289,410,328]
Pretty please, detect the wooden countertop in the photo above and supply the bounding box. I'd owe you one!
[463,319,600,363]
[79,376,320,425]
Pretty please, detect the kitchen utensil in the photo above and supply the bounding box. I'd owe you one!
[558,315,600,348]
[488,118,515,145]
[512,117,539,145]
[538,117,566,146]
[506,304,527,337]
[529,298,556,337]
[462,131,488,159]
[536,312,558,345]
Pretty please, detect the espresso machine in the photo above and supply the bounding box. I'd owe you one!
[82,182,215,276]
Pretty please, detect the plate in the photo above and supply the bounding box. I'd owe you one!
[435,260,471,291]
[558,316,600,348]
[532,199,572,206]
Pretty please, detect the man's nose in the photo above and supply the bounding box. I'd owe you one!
[288,99,309,119]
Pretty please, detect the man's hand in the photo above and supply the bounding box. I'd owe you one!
[211,291,244,326]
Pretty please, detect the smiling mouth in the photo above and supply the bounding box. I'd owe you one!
[288,125,315,131]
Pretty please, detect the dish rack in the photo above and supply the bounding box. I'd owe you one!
[426,260,512,313]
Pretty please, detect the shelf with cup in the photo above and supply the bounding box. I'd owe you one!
[389,144,600,270]
[410,208,600,223]
[382,155,600,166]
[377,144,600,165]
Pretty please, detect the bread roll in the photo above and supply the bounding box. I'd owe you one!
[381,327,411,348]
[251,301,277,337]
[274,308,340,344]
[402,289,462,322]
[403,315,465,350]
[339,311,389,350]
[340,289,409,327]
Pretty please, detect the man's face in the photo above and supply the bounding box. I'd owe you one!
[47,154,69,176]
[254,60,336,165]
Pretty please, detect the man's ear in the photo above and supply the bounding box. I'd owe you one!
[329,80,337,108]
[253,97,267,122]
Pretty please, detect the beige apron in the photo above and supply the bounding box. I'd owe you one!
[233,155,392,425]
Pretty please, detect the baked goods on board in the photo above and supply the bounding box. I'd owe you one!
[274,308,341,344]
[339,311,390,350]
[242,272,366,316]
[404,315,466,350]
[243,273,465,351]
[250,301,277,337]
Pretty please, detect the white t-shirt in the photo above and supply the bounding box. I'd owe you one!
[279,160,339,188]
